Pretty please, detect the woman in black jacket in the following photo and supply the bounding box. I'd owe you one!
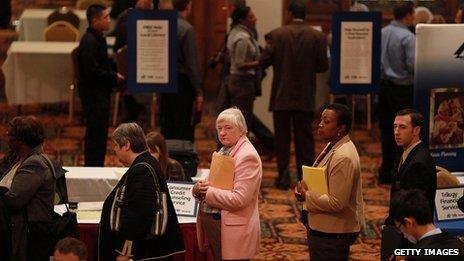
[99,123,185,260]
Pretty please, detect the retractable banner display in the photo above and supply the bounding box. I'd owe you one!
[127,9,178,93]
[415,24,464,172]
[330,12,381,94]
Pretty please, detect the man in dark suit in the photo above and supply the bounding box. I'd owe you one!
[78,4,124,166]
[381,109,437,260]
[387,109,437,223]
[261,0,328,189]
[389,189,464,260]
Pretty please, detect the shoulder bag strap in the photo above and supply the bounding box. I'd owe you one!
[134,162,162,193]
[40,154,70,212]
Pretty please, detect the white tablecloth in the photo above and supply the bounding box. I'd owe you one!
[54,202,197,224]
[2,41,78,104]
[64,167,126,203]
[64,166,209,203]
[17,9,88,41]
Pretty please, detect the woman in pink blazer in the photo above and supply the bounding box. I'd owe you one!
[193,107,262,260]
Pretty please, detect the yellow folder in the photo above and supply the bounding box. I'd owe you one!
[208,152,235,190]
[302,165,327,210]
[302,165,328,194]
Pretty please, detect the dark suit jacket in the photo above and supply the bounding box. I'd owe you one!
[407,232,464,260]
[262,20,328,112]
[77,27,117,97]
[386,143,437,225]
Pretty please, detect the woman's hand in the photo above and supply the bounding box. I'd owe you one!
[192,180,210,201]
[294,181,309,202]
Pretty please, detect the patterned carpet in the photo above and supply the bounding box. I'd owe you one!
[0,102,389,260]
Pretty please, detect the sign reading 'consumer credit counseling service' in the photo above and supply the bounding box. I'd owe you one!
[167,181,198,217]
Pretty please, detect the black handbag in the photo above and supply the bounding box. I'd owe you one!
[24,154,79,260]
[25,205,79,261]
[110,162,168,239]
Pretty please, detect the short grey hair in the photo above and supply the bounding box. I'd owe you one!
[216,107,248,134]
[112,123,147,153]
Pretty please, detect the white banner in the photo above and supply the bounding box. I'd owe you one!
[167,182,198,217]
[136,20,169,84]
[435,187,464,221]
[340,21,372,84]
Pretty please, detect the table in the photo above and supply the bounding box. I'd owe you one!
[64,166,209,202]
[2,41,78,104]
[55,203,210,261]
[78,222,209,261]
[17,9,87,41]
[59,167,211,259]
[64,167,126,203]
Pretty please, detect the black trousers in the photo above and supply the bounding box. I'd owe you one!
[159,74,195,142]
[273,111,314,188]
[378,80,413,183]
[228,74,255,130]
[80,90,111,167]
[251,114,274,151]
[307,229,358,261]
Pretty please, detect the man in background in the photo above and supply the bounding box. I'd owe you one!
[262,0,328,190]
[78,4,124,166]
[386,109,436,224]
[159,0,204,142]
[379,2,415,184]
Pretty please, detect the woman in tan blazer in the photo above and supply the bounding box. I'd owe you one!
[295,103,364,260]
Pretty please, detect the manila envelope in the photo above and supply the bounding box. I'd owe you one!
[208,152,235,190]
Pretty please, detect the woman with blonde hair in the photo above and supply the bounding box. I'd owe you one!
[193,107,262,260]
